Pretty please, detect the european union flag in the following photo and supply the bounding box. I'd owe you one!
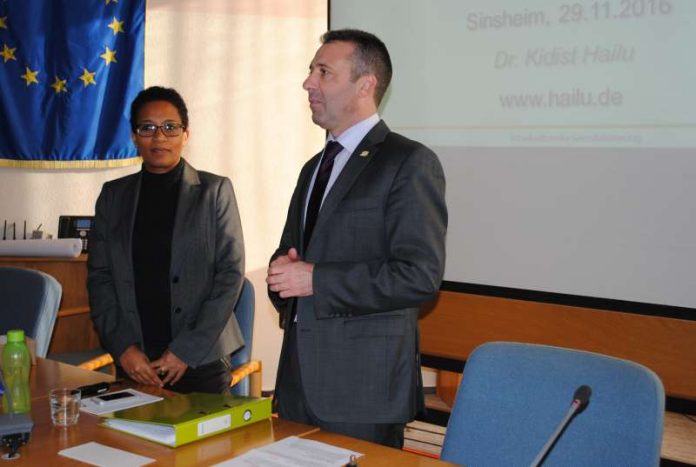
[0,0,144,168]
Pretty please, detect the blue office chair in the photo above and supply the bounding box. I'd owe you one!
[440,341,664,467]
[80,278,261,396]
[0,266,62,358]
[228,277,257,396]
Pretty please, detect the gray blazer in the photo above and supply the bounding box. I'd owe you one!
[88,159,245,368]
[270,121,447,423]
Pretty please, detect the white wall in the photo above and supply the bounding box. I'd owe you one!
[0,0,327,390]
[144,1,327,391]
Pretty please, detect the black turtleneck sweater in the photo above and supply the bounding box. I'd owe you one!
[132,159,184,359]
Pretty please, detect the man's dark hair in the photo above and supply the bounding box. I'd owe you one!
[130,86,189,132]
[321,29,392,106]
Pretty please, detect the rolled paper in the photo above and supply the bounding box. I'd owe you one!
[0,239,82,257]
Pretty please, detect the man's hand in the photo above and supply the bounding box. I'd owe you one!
[119,346,163,387]
[150,350,188,386]
[266,247,315,298]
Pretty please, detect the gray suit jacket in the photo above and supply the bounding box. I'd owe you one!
[270,121,447,423]
[88,159,245,368]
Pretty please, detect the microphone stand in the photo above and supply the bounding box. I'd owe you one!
[529,385,591,467]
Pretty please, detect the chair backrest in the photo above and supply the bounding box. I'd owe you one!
[229,278,254,396]
[440,341,664,467]
[0,267,62,358]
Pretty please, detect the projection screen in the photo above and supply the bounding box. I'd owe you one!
[330,0,696,310]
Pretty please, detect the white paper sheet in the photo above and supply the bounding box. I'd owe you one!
[59,442,154,467]
[80,389,163,416]
[213,436,362,467]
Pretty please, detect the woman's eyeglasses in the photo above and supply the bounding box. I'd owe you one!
[135,122,186,137]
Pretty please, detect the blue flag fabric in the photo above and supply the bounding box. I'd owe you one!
[0,0,144,168]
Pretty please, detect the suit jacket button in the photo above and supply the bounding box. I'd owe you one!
[174,307,182,314]
[172,276,179,284]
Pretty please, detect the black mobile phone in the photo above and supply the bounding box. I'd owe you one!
[95,391,135,404]
[77,381,111,397]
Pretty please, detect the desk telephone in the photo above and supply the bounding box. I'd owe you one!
[58,215,94,253]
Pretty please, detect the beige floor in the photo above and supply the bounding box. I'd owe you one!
[663,411,696,465]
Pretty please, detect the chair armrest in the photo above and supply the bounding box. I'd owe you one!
[79,354,262,397]
[230,359,262,397]
[78,353,114,371]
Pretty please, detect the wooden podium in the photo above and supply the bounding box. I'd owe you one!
[0,254,101,354]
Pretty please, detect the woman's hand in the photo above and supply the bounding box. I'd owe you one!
[119,346,163,387]
[150,350,188,386]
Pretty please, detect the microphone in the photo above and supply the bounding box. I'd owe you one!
[529,385,592,467]
[572,385,591,413]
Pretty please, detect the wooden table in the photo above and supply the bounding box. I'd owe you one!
[30,357,112,399]
[9,359,451,466]
[24,404,317,466]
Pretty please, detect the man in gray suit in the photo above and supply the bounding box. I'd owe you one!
[267,30,447,447]
[88,87,245,394]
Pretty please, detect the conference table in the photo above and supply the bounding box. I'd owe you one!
[10,359,452,466]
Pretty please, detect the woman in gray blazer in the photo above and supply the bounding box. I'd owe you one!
[87,87,245,394]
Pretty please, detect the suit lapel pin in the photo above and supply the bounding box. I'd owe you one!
[359,150,370,157]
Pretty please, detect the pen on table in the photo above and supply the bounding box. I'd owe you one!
[23,220,26,240]
[2,220,5,240]
[12,222,15,240]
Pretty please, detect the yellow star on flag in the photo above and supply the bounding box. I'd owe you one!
[0,16,7,29]
[79,68,96,87]
[100,46,117,65]
[1,44,16,63]
[51,76,68,93]
[107,17,124,35]
[21,67,39,86]
[105,0,118,4]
